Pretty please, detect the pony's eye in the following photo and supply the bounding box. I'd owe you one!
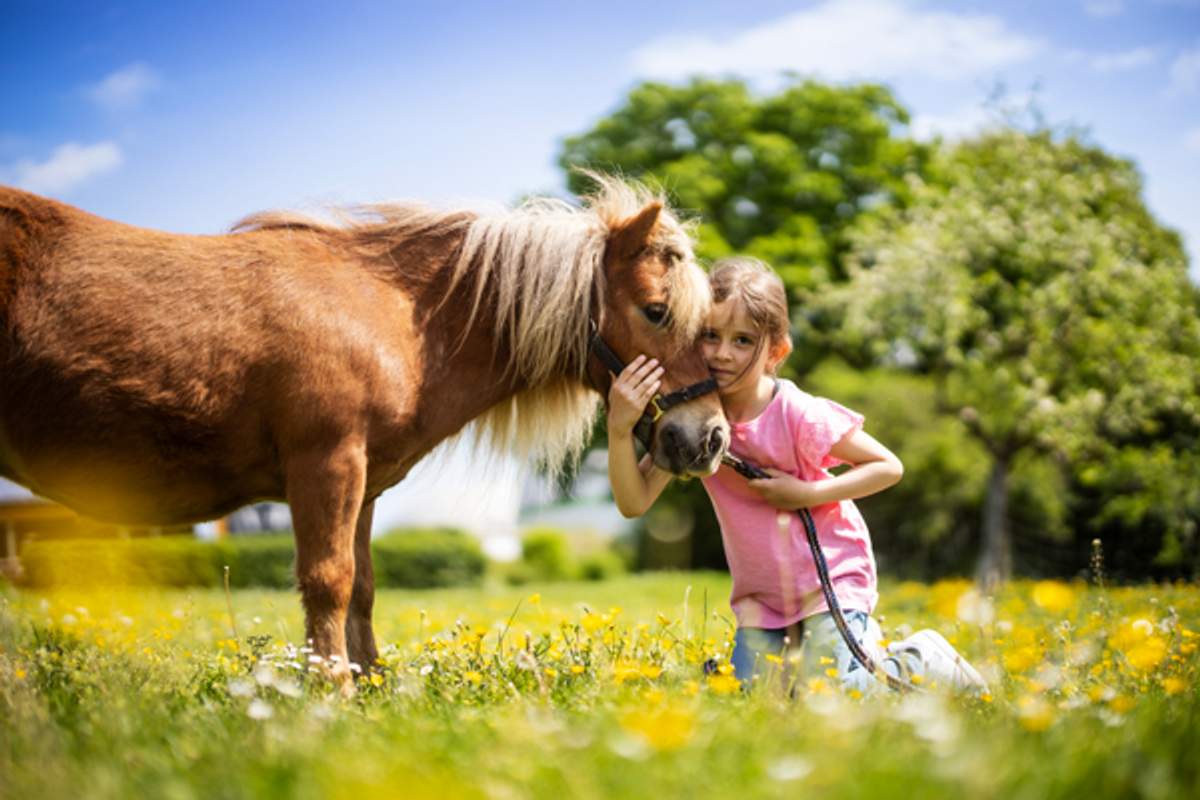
[643,303,669,326]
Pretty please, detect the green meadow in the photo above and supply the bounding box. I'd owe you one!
[2,573,1197,799]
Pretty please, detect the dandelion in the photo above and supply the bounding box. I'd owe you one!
[707,674,740,695]
[767,755,813,782]
[620,705,696,751]
[1161,677,1186,695]
[1017,695,1054,732]
[1032,581,1076,614]
[247,698,274,720]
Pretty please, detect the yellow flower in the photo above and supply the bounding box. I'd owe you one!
[764,654,783,666]
[620,705,696,751]
[806,677,831,695]
[465,671,483,685]
[1031,581,1076,614]
[1017,695,1055,731]
[14,668,26,680]
[570,664,585,675]
[1109,695,1136,714]
[824,668,839,679]
[930,579,972,619]
[639,664,663,680]
[1126,637,1168,672]
[369,673,385,688]
[527,593,541,605]
[707,674,741,695]
[1004,645,1041,674]
[1161,677,1186,695]
[544,667,558,679]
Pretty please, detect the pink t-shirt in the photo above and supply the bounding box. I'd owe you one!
[701,379,879,629]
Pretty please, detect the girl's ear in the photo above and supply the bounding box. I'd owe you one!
[768,339,793,372]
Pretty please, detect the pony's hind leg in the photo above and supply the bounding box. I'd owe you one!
[287,441,367,693]
[345,499,380,672]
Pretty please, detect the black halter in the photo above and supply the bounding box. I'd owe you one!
[587,321,718,448]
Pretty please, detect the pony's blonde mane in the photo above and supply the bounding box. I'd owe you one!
[232,174,709,475]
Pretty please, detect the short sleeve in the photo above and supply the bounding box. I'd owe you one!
[793,397,865,470]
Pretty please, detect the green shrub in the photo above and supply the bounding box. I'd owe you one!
[19,528,487,590]
[219,535,295,589]
[371,528,485,589]
[578,550,627,581]
[20,537,221,588]
[520,529,575,582]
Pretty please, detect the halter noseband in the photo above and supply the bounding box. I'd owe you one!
[588,320,718,448]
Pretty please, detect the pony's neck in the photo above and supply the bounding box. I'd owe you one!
[399,222,602,477]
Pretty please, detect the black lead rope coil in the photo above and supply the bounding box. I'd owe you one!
[721,452,918,694]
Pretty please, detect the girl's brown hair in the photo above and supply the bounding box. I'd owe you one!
[708,256,793,372]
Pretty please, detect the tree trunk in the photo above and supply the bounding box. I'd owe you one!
[976,454,1012,592]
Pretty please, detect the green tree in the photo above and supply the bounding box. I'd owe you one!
[561,78,930,298]
[822,129,1200,588]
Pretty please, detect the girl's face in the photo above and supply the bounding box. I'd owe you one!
[699,299,777,396]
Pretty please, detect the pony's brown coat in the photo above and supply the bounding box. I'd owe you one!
[0,180,726,684]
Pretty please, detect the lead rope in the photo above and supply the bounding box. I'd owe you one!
[720,452,919,694]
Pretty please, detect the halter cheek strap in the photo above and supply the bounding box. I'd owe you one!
[587,321,718,448]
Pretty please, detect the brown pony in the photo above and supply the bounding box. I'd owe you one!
[0,175,728,685]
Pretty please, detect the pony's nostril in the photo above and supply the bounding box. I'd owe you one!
[707,427,727,457]
[660,423,683,453]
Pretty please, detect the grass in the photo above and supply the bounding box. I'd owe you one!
[1,572,1197,799]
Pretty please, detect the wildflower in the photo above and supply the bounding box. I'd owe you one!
[1017,695,1054,732]
[620,705,696,751]
[1031,581,1076,614]
[1161,677,1186,695]
[766,756,812,783]
[570,665,585,675]
[707,674,740,695]
[247,698,274,720]
[528,593,541,604]
[369,673,385,688]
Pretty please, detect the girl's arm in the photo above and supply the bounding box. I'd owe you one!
[607,356,674,518]
[748,428,903,510]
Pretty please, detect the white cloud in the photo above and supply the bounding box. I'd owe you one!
[1083,0,1124,17]
[911,104,993,140]
[86,62,161,111]
[1168,44,1200,94]
[629,0,1043,83]
[1089,46,1158,72]
[6,141,123,194]
[1185,127,1200,152]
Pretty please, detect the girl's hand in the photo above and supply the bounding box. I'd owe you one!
[607,355,663,435]
[747,468,817,510]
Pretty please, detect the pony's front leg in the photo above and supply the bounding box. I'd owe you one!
[287,441,366,694]
[345,499,380,672]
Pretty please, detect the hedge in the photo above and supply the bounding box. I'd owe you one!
[19,527,484,590]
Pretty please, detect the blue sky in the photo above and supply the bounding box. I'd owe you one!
[4,0,1198,540]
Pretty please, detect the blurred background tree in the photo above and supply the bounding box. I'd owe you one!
[560,78,1200,585]
[824,130,1200,588]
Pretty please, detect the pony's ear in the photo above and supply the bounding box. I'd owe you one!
[609,202,662,262]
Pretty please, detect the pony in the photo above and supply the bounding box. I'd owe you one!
[0,174,728,686]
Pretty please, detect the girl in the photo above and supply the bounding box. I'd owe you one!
[607,257,986,694]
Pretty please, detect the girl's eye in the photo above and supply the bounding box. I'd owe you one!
[700,329,718,341]
[736,336,755,347]
[643,303,669,326]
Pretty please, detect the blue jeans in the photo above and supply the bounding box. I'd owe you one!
[731,611,906,694]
